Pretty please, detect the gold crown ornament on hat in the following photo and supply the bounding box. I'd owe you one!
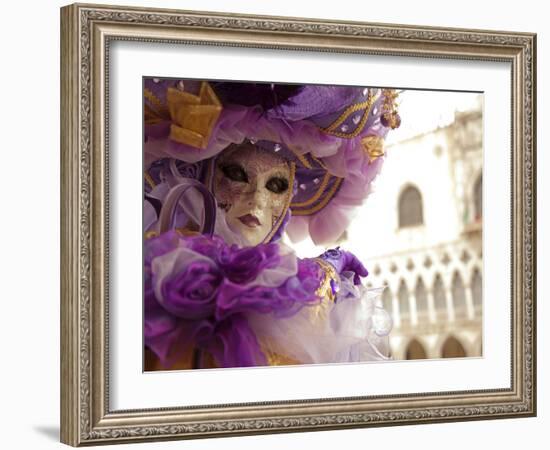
[166,81,223,149]
[144,81,223,150]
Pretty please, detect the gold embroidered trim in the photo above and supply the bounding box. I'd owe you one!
[144,172,156,190]
[291,177,343,216]
[175,228,200,237]
[321,90,380,139]
[256,336,301,366]
[290,172,331,208]
[144,88,169,118]
[310,154,329,170]
[285,144,312,169]
[144,104,167,125]
[293,257,340,325]
[323,99,371,131]
[314,257,339,303]
[264,350,300,366]
[262,162,296,243]
[144,230,158,240]
[361,135,385,163]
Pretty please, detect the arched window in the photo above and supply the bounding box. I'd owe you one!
[471,268,482,312]
[414,278,428,322]
[441,336,467,358]
[406,339,427,360]
[433,274,447,321]
[398,185,424,228]
[381,284,393,315]
[398,280,409,326]
[452,272,467,319]
[474,174,482,220]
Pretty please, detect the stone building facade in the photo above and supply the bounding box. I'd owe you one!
[347,98,483,360]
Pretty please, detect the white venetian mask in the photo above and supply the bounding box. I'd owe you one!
[212,142,293,246]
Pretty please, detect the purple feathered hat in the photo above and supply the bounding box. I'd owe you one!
[144,78,400,245]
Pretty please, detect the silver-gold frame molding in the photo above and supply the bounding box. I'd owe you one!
[60,2,537,446]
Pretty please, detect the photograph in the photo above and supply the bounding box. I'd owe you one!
[58,3,536,445]
[0,0,540,445]
[142,78,483,371]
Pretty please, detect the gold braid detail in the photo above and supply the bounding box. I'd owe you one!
[144,172,156,190]
[144,230,159,240]
[144,104,166,125]
[144,88,169,117]
[291,177,343,216]
[321,90,380,138]
[310,154,329,170]
[286,145,312,169]
[290,172,331,208]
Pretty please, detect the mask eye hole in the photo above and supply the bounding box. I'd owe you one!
[221,164,248,183]
[266,176,289,194]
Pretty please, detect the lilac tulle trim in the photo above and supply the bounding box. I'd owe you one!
[247,273,393,364]
[144,231,322,368]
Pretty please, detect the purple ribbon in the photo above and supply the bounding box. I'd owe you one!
[158,178,216,236]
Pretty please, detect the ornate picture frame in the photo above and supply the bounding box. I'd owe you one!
[60,3,536,446]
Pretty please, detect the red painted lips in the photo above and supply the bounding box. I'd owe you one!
[238,214,261,228]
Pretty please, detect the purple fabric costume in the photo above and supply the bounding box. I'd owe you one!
[143,79,399,369]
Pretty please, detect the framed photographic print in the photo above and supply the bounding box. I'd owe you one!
[60,2,536,446]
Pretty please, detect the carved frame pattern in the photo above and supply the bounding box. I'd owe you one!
[60,3,536,446]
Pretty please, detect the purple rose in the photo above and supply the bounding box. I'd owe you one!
[215,264,320,321]
[159,256,223,320]
[186,234,226,260]
[215,281,274,320]
[217,243,280,284]
[144,230,185,321]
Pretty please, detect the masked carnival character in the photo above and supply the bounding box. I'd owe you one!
[143,79,401,370]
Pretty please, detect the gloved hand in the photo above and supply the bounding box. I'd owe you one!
[319,248,369,285]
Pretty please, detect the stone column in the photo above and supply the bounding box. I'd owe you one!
[464,282,475,320]
[445,286,455,322]
[410,294,418,327]
[427,289,437,324]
